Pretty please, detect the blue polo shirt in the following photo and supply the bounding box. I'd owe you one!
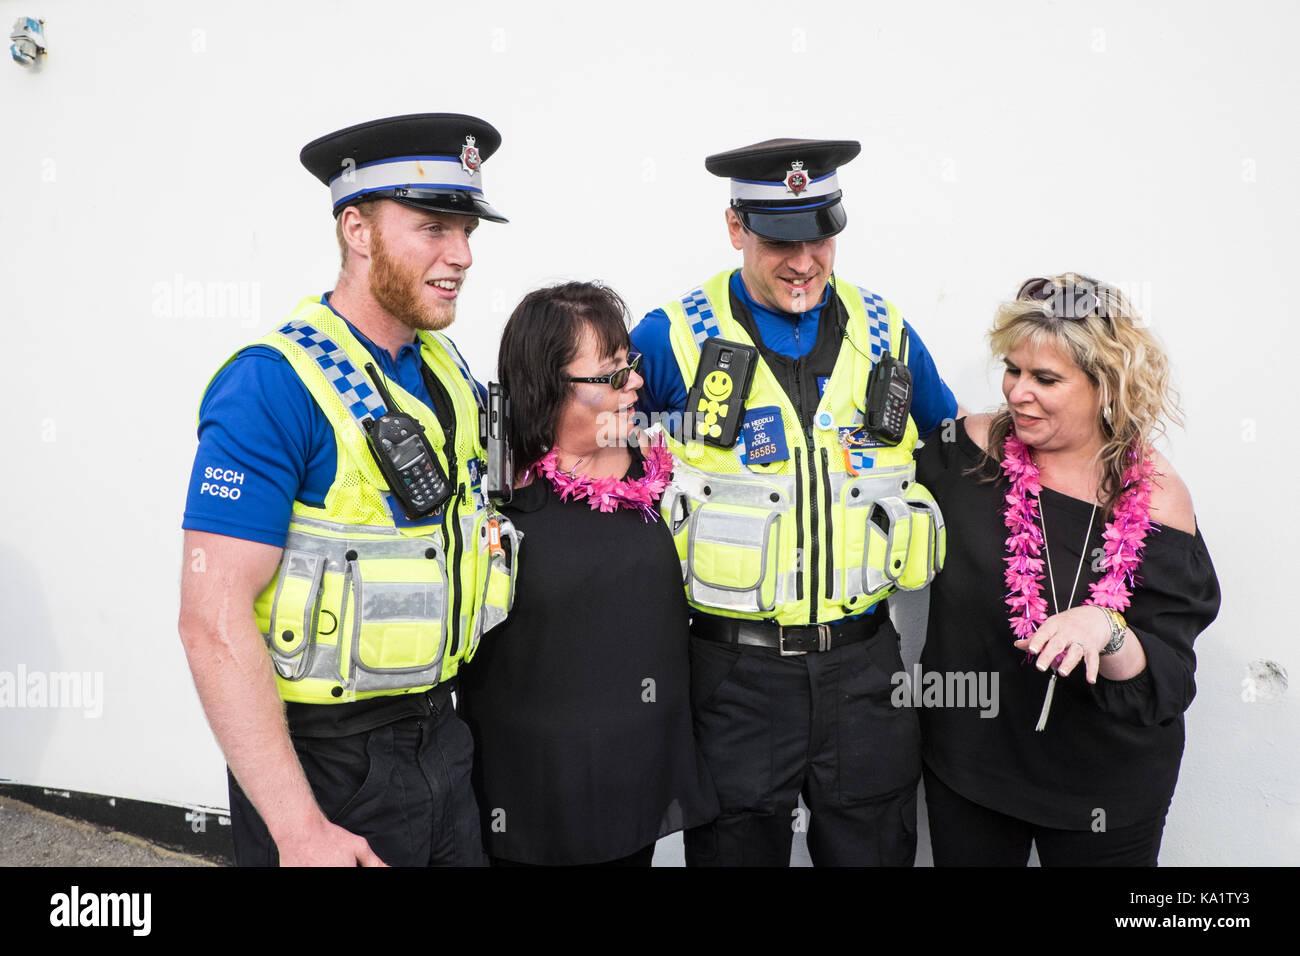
[182,293,484,548]
[631,270,956,433]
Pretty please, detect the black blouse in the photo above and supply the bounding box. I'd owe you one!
[457,450,718,864]
[915,419,1221,829]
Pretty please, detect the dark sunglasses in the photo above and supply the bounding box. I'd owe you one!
[1017,276,1112,323]
[569,350,642,390]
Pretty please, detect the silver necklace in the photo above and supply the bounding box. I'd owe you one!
[1033,494,1097,732]
[556,453,587,477]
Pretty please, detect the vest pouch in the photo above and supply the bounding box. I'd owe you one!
[686,502,782,614]
[893,485,946,591]
[474,511,522,646]
[265,549,326,681]
[662,486,691,577]
[343,548,449,693]
[863,497,913,596]
[838,479,879,611]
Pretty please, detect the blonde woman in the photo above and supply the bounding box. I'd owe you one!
[916,274,1220,866]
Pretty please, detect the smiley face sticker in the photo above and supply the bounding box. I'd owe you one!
[696,370,734,439]
[703,371,733,401]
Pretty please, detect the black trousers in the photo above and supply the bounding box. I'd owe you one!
[228,696,487,867]
[490,844,657,868]
[923,766,1167,866]
[684,622,921,867]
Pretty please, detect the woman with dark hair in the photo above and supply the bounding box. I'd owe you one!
[457,281,717,866]
[917,274,1220,866]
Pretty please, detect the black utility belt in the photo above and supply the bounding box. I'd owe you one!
[286,681,455,739]
[690,611,888,656]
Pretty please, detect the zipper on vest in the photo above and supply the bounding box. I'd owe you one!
[804,425,820,625]
[445,482,467,657]
[794,361,821,625]
[820,447,834,602]
[793,448,805,602]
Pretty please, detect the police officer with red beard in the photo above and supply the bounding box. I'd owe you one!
[179,114,514,866]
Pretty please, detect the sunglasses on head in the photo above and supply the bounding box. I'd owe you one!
[1017,276,1112,323]
[569,350,642,390]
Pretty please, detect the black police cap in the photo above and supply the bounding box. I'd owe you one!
[705,137,861,241]
[300,113,507,222]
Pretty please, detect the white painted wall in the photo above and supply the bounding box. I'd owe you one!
[1,0,1294,865]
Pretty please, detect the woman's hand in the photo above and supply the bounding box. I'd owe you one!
[1013,605,1114,684]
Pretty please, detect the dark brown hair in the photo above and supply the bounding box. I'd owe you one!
[497,281,632,468]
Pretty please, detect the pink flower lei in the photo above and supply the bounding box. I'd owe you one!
[533,440,673,522]
[1001,433,1156,639]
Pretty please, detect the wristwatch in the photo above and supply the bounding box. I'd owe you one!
[1098,607,1127,656]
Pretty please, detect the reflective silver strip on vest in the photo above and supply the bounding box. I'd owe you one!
[671,461,794,614]
[265,523,451,693]
[292,495,493,640]
[893,496,945,592]
[284,525,445,564]
[826,464,913,502]
[345,551,449,693]
[827,465,914,604]
[865,496,914,595]
[686,508,782,613]
[266,550,325,681]
[669,462,798,505]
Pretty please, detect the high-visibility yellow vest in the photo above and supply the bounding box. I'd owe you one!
[658,271,945,626]
[204,296,519,704]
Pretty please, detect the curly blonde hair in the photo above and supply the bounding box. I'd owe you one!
[980,273,1182,518]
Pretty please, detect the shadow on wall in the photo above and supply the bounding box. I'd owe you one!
[0,541,93,785]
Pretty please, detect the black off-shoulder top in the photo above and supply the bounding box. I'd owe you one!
[915,419,1221,830]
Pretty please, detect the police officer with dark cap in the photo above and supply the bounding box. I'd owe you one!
[632,137,967,866]
[179,113,516,866]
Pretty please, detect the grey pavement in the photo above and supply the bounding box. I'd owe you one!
[0,795,219,867]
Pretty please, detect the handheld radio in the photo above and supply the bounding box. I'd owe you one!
[362,363,454,520]
[479,382,513,503]
[685,338,758,447]
[862,327,913,445]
